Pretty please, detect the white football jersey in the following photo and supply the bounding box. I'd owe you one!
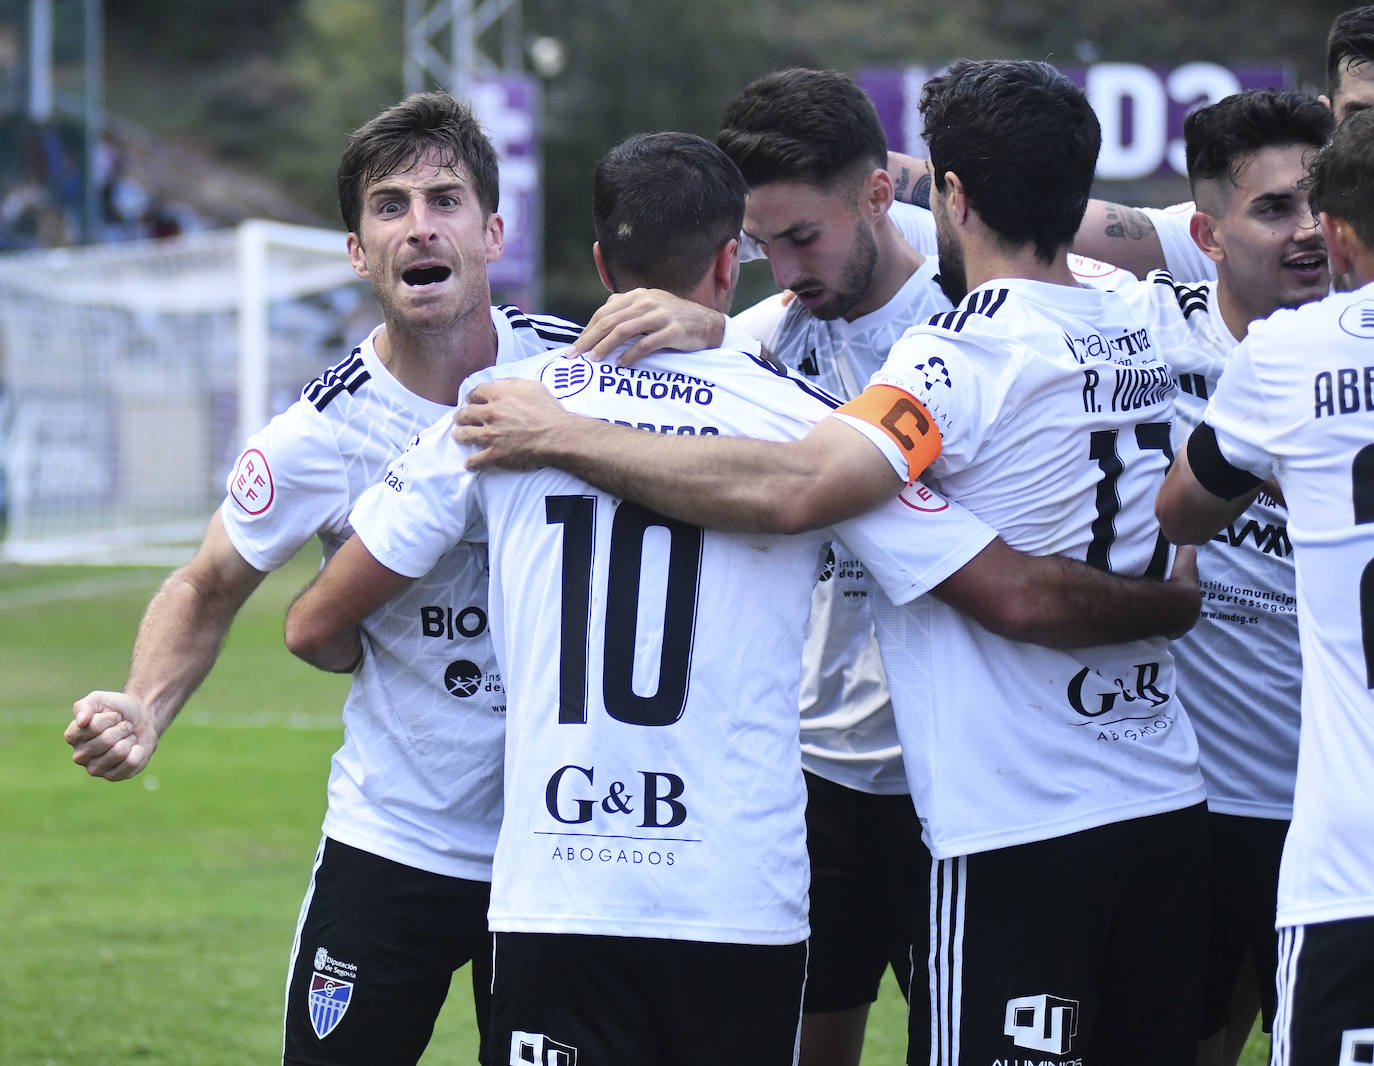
[838,277,1206,858]
[220,306,579,881]
[350,343,996,944]
[741,259,948,794]
[1199,281,1374,927]
[1140,202,1217,282]
[1124,273,1299,819]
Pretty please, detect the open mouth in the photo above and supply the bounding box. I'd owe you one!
[1282,252,1327,274]
[403,265,452,286]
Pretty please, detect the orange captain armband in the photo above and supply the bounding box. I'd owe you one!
[836,385,942,485]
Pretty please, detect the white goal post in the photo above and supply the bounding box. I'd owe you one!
[0,221,372,564]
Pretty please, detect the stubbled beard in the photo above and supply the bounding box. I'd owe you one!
[808,223,879,321]
[934,212,967,304]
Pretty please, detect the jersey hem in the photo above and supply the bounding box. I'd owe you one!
[1277,898,1374,928]
[924,783,1208,860]
[486,916,810,946]
[322,820,495,883]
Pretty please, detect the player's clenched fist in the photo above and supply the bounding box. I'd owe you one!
[67,690,157,781]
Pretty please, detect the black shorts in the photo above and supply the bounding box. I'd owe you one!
[802,771,926,1012]
[1200,812,1288,1037]
[283,837,493,1066]
[910,804,1208,1066]
[490,932,806,1066]
[1273,916,1374,1066]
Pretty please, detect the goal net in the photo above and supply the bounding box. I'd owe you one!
[0,221,374,564]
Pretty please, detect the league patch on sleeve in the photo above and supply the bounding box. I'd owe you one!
[897,481,950,514]
[836,385,942,484]
[229,448,275,515]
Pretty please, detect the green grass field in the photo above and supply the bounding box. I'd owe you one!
[0,555,1264,1065]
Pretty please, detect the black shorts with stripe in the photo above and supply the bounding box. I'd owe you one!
[912,804,1208,1066]
[283,837,493,1066]
[1273,916,1374,1066]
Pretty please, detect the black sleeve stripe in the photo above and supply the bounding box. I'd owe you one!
[303,348,370,411]
[1186,422,1263,500]
[744,352,843,409]
[498,304,582,342]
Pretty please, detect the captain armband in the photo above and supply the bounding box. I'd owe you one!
[836,385,942,485]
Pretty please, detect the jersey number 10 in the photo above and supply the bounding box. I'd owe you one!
[547,495,703,726]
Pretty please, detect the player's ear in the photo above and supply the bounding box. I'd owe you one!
[942,171,969,223]
[484,212,505,264]
[593,242,614,293]
[1321,212,1355,279]
[346,232,369,280]
[864,167,895,220]
[1190,211,1224,265]
[712,237,740,307]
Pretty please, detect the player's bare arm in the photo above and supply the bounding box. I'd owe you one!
[66,511,268,781]
[569,288,727,365]
[454,377,903,533]
[284,534,413,673]
[1074,200,1168,276]
[936,538,1201,648]
[1155,438,1257,546]
[888,151,932,208]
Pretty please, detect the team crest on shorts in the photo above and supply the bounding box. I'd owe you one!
[308,972,353,1039]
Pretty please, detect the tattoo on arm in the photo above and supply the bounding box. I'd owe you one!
[892,168,932,209]
[1102,204,1154,241]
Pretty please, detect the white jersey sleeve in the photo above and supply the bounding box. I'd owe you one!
[1141,202,1216,282]
[220,400,351,571]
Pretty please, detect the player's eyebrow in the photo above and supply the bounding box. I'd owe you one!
[743,219,818,245]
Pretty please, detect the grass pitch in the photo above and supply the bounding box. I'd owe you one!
[0,555,1263,1064]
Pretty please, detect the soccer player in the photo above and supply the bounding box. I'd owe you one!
[1122,89,1332,1066]
[454,59,1209,1066]
[290,127,1200,1066]
[64,92,580,1066]
[565,68,1139,1066]
[1156,107,1374,1066]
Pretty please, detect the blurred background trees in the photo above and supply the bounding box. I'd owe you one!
[0,0,1353,321]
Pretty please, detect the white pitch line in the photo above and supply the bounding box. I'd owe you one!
[0,573,163,611]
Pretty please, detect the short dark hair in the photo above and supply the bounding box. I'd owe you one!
[1327,6,1374,97]
[716,68,887,191]
[1307,108,1374,249]
[592,132,747,297]
[920,59,1100,262]
[336,92,499,235]
[1185,90,1334,197]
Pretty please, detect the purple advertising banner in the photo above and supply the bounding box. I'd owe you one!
[859,63,1293,180]
[470,74,541,292]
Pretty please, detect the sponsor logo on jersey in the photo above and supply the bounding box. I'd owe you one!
[1003,994,1079,1056]
[307,972,353,1040]
[897,481,950,514]
[229,448,274,515]
[544,764,688,829]
[444,660,483,698]
[312,946,358,980]
[1337,300,1374,340]
[510,1030,579,1066]
[421,604,489,639]
[818,547,836,581]
[1066,662,1170,721]
[540,355,596,399]
[595,364,717,405]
